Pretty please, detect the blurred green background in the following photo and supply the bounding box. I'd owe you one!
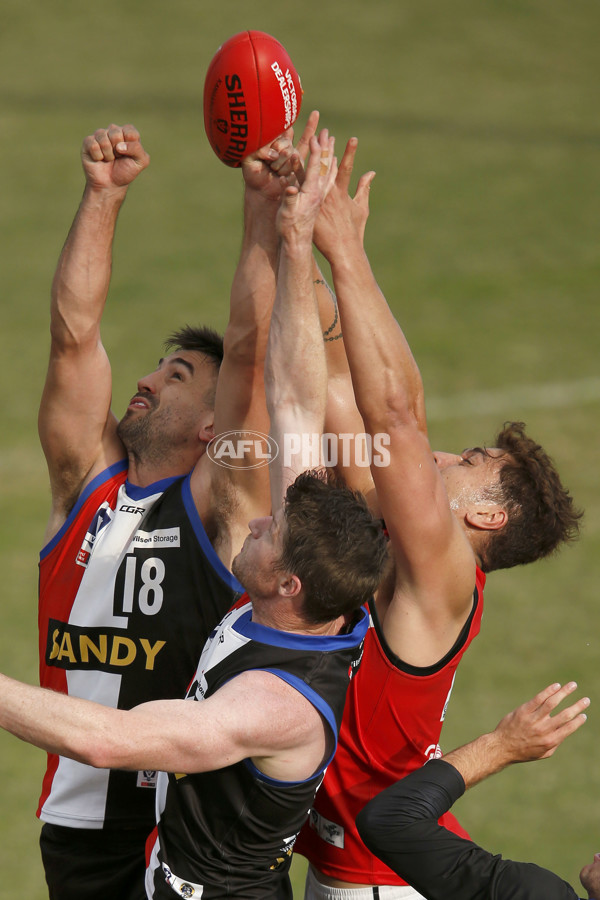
[0,0,598,896]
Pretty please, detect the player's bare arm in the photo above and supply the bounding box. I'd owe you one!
[39,124,150,537]
[193,118,320,556]
[265,129,337,507]
[0,668,328,781]
[315,138,476,665]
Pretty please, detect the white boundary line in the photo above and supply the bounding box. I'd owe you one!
[426,376,600,421]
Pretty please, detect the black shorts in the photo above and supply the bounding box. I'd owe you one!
[40,822,151,900]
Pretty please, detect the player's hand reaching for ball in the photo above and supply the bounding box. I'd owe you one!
[241,111,321,205]
[313,136,375,262]
[276,129,338,247]
[81,124,150,192]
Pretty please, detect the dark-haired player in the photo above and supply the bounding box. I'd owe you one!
[37,121,304,899]
[4,128,389,900]
[296,138,582,900]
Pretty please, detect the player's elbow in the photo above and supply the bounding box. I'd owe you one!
[356,800,384,854]
[357,371,425,434]
[66,733,123,770]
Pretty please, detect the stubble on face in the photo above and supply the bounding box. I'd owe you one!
[117,401,202,469]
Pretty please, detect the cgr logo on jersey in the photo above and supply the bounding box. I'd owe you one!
[46,619,166,672]
[119,504,147,515]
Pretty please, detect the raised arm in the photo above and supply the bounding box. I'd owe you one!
[314,138,476,663]
[193,117,322,548]
[265,130,337,509]
[39,124,149,537]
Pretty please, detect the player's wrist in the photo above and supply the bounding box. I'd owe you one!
[82,181,129,205]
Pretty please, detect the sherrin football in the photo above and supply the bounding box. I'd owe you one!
[203,30,303,167]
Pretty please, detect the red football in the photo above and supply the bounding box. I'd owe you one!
[203,30,303,167]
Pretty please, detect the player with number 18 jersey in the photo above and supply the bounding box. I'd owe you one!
[38,461,242,830]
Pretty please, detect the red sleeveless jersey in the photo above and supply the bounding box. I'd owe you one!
[295,568,485,885]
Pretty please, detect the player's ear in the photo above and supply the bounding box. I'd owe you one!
[465,506,507,532]
[199,419,215,444]
[278,573,302,599]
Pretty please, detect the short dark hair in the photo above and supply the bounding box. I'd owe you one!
[276,470,389,624]
[164,325,224,408]
[164,325,224,368]
[480,421,583,573]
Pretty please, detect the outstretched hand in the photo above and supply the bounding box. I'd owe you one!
[81,124,150,191]
[493,681,590,763]
[276,129,338,245]
[313,136,375,261]
[241,110,320,203]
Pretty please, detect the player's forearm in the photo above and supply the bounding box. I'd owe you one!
[225,187,280,367]
[267,236,326,415]
[443,730,514,790]
[327,246,425,431]
[50,184,127,347]
[266,235,326,498]
[0,672,129,768]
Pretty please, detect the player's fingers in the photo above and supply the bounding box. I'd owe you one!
[289,152,306,187]
[280,183,300,210]
[539,681,580,715]
[106,123,126,150]
[264,131,294,161]
[82,134,105,162]
[90,128,116,161]
[335,138,358,193]
[355,170,376,206]
[296,110,320,163]
[317,132,334,178]
[322,155,338,198]
[304,133,325,182]
[270,146,299,176]
[523,682,565,716]
[120,123,142,145]
[549,695,590,728]
[541,710,589,758]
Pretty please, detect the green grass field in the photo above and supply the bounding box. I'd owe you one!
[1,1,599,896]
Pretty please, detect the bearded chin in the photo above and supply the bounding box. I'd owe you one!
[116,413,165,466]
[117,414,149,450]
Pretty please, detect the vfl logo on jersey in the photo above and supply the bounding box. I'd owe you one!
[137,770,157,789]
[76,503,114,568]
[45,619,166,672]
